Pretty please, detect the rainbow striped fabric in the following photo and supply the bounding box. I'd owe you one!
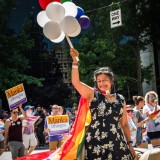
[150,110,160,126]
[47,97,91,160]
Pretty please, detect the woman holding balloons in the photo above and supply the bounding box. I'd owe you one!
[70,48,136,159]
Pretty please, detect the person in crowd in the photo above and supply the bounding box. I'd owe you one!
[65,108,73,123]
[0,119,5,156]
[70,48,136,159]
[43,108,49,145]
[74,107,78,117]
[132,96,149,148]
[143,91,160,147]
[4,104,27,160]
[59,106,65,115]
[44,105,64,150]
[43,108,49,117]
[1,110,9,122]
[34,106,46,147]
[126,105,137,147]
[69,116,75,131]
[71,103,78,116]
[22,106,37,155]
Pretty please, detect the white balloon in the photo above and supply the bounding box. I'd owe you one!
[51,31,65,43]
[63,2,77,17]
[68,22,81,37]
[60,16,80,36]
[43,21,61,40]
[37,11,51,28]
[46,2,65,22]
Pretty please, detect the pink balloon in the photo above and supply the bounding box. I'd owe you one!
[78,15,90,29]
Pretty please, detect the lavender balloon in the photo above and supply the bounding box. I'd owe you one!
[78,15,90,29]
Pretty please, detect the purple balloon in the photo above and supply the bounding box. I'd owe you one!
[78,15,90,29]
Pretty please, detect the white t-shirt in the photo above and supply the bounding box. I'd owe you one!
[128,119,137,146]
[143,104,160,132]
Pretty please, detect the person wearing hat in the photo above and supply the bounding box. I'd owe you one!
[22,105,37,155]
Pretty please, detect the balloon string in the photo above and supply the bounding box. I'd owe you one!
[66,35,73,48]
[65,35,79,61]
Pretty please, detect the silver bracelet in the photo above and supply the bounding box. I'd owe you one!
[72,65,78,68]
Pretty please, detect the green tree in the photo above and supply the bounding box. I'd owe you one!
[73,0,157,98]
[0,1,44,99]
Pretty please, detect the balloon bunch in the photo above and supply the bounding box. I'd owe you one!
[37,0,90,47]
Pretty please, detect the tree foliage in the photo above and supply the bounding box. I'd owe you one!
[73,0,159,99]
[0,0,44,96]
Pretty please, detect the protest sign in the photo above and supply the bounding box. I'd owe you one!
[5,83,27,110]
[47,115,69,135]
[22,116,40,126]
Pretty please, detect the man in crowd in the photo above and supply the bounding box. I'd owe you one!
[34,106,46,147]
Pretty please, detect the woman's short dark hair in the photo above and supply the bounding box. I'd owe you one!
[93,67,117,94]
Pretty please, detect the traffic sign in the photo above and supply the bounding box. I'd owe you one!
[110,9,122,28]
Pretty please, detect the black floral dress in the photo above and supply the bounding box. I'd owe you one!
[85,90,133,160]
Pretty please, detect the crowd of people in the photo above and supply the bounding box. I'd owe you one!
[0,48,160,160]
[126,91,160,150]
[0,103,78,160]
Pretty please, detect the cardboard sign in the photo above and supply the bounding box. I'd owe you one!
[47,115,69,135]
[5,83,27,110]
[22,116,40,126]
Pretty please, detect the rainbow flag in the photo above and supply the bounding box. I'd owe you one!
[46,97,91,160]
[150,110,160,127]
[16,151,54,160]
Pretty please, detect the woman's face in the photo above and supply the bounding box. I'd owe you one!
[52,107,59,115]
[96,74,112,92]
[126,107,134,119]
[139,100,145,108]
[11,108,19,117]
[148,94,157,106]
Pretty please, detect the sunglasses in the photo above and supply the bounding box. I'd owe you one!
[149,96,156,101]
[127,110,133,113]
[12,111,19,114]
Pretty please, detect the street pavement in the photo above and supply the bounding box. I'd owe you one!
[0,145,49,160]
[0,144,153,160]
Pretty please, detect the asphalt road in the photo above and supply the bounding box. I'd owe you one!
[0,144,153,160]
[0,145,49,160]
